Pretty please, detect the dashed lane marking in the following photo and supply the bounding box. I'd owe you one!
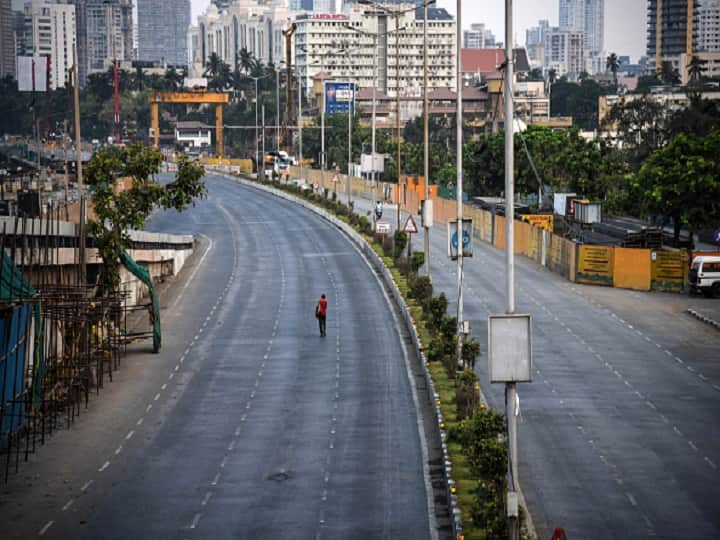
[38,521,54,536]
[98,461,110,473]
[61,499,74,511]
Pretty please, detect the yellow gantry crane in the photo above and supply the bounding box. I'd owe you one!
[148,91,230,158]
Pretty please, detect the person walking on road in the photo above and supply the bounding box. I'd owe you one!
[315,294,328,337]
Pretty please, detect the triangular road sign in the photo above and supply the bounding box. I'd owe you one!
[403,215,418,234]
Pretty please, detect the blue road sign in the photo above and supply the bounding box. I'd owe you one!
[324,81,355,115]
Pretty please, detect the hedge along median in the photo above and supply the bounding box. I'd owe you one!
[223,173,533,540]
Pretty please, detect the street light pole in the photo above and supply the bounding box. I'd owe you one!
[504,1,519,539]
[456,0,464,369]
[347,50,353,206]
[423,0,430,277]
[395,12,401,232]
[298,65,303,182]
[255,77,259,178]
[371,33,378,213]
[276,64,281,152]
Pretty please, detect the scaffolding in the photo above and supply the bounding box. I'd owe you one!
[0,204,154,481]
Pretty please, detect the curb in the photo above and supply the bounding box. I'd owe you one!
[687,308,720,330]
[223,174,463,539]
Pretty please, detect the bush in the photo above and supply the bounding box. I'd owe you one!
[428,294,448,332]
[393,230,407,259]
[471,480,508,540]
[408,274,433,308]
[455,369,479,420]
[462,337,481,370]
[454,408,507,479]
[410,251,425,273]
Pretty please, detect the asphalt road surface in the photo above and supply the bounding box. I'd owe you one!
[0,174,433,539]
[353,194,720,540]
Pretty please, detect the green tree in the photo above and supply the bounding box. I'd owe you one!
[84,144,206,292]
[164,67,184,91]
[687,55,708,87]
[633,130,720,242]
[606,52,620,87]
[550,78,608,130]
[133,65,146,91]
[602,95,668,167]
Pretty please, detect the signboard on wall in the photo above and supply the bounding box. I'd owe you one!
[325,81,355,115]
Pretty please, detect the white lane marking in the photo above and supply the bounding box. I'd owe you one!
[38,521,54,536]
[689,441,698,451]
[645,401,657,410]
[136,417,144,426]
[80,480,93,492]
[125,430,135,441]
[190,513,202,529]
[201,492,212,506]
[626,493,638,507]
[145,404,152,413]
[220,456,228,468]
[705,457,717,470]
[211,473,220,486]
[98,461,110,472]
[673,426,683,437]
[168,372,174,380]
[161,383,168,390]
[154,393,160,401]
[228,441,236,451]
[62,499,74,511]
[172,233,214,309]
[114,445,123,456]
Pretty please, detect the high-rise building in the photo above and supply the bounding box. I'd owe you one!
[0,0,15,79]
[647,0,694,71]
[86,0,133,73]
[463,23,496,49]
[526,19,549,66]
[696,0,720,52]
[19,2,76,89]
[543,26,584,80]
[138,0,190,67]
[294,7,456,98]
[69,0,133,86]
[289,0,314,10]
[559,0,603,56]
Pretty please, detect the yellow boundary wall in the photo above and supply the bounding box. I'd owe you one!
[289,166,683,293]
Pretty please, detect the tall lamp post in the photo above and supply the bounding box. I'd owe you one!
[359,0,435,233]
[245,73,271,178]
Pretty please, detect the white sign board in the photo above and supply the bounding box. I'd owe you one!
[375,221,391,234]
[360,153,385,174]
[447,219,473,259]
[17,56,48,92]
[488,314,533,383]
[184,77,208,89]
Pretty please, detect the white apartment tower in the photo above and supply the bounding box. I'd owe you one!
[696,0,720,52]
[559,0,604,72]
[21,2,76,89]
[543,27,584,80]
[294,7,456,98]
[463,23,496,49]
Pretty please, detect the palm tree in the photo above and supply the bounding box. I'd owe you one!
[204,52,224,79]
[660,61,680,85]
[164,67,184,91]
[606,52,620,86]
[133,65,145,91]
[687,55,707,86]
[238,48,254,75]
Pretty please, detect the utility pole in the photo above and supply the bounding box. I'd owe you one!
[276,64,281,152]
[347,57,353,206]
[423,0,430,277]
[261,103,266,180]
[371,34,378,215]
[505,0,518,538]
[255,77,259,178]
[298,66,303,182]
[73,44,86,285]
[456,0,463,369]
[395,12,401,233]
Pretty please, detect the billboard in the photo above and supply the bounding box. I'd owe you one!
[324,81,355,115]
[17,56,48,92]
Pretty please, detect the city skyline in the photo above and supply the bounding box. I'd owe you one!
[191,0,645,62]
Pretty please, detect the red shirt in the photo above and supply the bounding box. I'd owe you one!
[317,297,328,317]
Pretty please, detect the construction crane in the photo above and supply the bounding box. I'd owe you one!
[282,22,297,151]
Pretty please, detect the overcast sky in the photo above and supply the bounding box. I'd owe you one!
[191,0,647,62]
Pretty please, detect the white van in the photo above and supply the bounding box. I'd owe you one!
[689,256,720,297]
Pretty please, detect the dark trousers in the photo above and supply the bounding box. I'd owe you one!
[318,315,326,336]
